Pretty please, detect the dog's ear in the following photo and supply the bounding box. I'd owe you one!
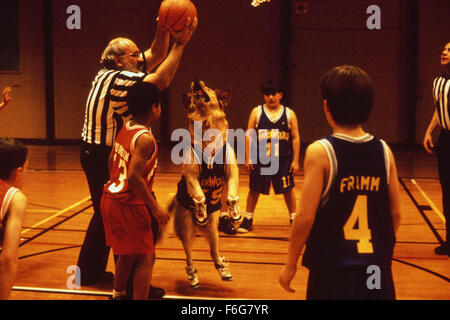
[215,87,232,108]
[182,93,191,110]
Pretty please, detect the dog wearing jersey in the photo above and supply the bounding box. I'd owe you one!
[167,79,241,288]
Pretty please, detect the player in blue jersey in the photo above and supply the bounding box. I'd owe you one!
[238,80,301,233]
[279,65,401,299]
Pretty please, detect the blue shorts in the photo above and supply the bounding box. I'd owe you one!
[249,156,294,195]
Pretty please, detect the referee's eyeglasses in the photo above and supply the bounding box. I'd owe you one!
[120,51,142,58]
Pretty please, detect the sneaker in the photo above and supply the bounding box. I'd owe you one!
[185,265,200,289]
[227,197,242,222]
[218,216,237,235]
[434,243,449,256]
[110,290,128,300]
[148,285,165,299]
[215,257,233,281]
[238,217,253,233]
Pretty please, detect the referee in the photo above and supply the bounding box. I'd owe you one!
[77,18,197,292]
[423,41,450,256]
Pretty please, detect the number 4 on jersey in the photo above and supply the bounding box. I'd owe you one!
[343,195,374,254]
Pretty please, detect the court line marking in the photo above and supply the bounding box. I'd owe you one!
[12,286,248,300]
[410,179,445,223]
[21,196,91,235]
[19,204,92,248]
[398,178,444,244]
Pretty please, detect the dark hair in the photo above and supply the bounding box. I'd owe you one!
[127,82,161,117]
[261,80,283,95]
[0,138,28,180]
[321,65,374,126]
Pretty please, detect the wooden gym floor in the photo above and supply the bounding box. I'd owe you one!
[8,145,450,300]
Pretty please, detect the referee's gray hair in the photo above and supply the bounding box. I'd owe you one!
[100,37,131,70]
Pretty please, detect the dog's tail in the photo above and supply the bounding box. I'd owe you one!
[156,193,177,244]
[167,193,177,214]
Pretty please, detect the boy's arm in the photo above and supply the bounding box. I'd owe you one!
[279,142,328,293]
[289,109,301,174]
[245,107,258,171]
[0,87,12,112]
[127,134,169,225]
[143,18,198,91]
[386,146,401,234]
[423,110,439,154]
[0,191,27,299]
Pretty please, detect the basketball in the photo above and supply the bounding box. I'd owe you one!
[158,0,197,32]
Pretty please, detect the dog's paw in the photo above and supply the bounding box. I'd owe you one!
[193,197,207,226]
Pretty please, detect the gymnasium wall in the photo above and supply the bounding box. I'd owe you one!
[0,0,46,139]
[0,0,448,145]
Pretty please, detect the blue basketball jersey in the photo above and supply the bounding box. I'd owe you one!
[254,105,292,162]
[176,143,230,214]
[302,134,396,270]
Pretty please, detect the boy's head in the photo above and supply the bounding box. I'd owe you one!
[321,65,374,126]
[261,80,283,109]
[441,42,450,70]
[127,81,161,121]
[0,138,28,188]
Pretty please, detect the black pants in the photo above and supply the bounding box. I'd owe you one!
[78,142,112,285]
[437,130,450,245]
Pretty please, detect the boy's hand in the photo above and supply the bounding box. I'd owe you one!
[279,265,296,293]
[154,206,170,225]
[2,87,12,105]
[289,161,299,174]
[245,163,254,172]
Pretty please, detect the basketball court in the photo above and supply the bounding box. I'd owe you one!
[8,145,449,300]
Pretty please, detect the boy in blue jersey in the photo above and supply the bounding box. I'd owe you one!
[238,80,301,233]
[279,66,401,299]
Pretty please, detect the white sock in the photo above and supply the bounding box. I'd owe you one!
[245,212,254,220]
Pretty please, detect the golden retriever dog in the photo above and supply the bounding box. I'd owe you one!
[167,79,241,288]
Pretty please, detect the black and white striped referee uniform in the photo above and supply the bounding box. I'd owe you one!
[82,68,147,146]
[78,68,147,284]
[432,72,450,251]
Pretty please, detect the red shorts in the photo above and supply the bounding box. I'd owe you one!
[100,193,156,255]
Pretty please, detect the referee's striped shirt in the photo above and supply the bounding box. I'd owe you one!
[81,68,147,146]
[433,73,450,131]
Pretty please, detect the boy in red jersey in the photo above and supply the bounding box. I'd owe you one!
[0,138,28,299]
[101,82,169,300]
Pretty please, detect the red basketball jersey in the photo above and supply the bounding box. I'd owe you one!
[0,180,18,223]
[103,122,158,205]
